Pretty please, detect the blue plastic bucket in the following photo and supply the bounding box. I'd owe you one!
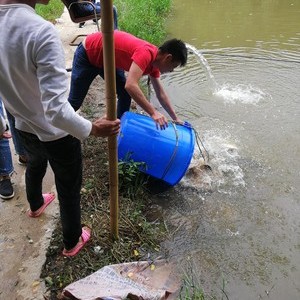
[117,112,195,186]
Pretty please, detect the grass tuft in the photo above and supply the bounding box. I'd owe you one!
[35,0,64,24]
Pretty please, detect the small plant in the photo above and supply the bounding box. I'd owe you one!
[179,275,206,300]
[179,273,229,300]
[118,154,148,199]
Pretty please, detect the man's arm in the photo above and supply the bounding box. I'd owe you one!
[150,76,181,123]
[125,62,168,128]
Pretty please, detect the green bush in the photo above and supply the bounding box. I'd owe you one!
[114,0,171,45]
[35,0,64,23]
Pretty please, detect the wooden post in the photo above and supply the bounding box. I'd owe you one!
[100,0,119,240]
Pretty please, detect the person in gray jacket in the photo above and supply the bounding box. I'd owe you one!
[0,0,120,257]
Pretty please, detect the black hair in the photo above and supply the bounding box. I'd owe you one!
[159,38,188,66]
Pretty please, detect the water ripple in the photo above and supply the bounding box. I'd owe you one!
[214,83,272,104]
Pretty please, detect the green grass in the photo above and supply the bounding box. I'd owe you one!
[35,0,172,45]
[118,156,148,199]
[35,0,64,23]
[114,0,172,45]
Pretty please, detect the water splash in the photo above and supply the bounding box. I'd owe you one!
[214,83,271,104]
[185,43,218,90]
[185,44,271,105]
[181,130,245,192]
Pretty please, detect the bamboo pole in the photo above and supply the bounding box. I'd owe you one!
[100,0,119,240]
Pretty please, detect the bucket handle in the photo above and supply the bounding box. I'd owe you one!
[179,121,211,166]
[183,121,192,128]
[161,122,179,180]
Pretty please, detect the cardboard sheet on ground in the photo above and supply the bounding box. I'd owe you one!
[62,260,180,300]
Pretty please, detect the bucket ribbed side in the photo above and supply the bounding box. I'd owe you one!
[117,112,195,186]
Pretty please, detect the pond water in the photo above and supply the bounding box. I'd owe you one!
[150,1,300,299]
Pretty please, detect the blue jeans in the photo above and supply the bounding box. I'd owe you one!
[68,43,132,118]
[6,110,27,157]
[18,130,83,250]
[0,100,13,176]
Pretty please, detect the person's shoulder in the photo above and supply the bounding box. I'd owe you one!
[140,44,158,58]
[2,4,56,42]
[9,3,54,28]
[4,3,39,19]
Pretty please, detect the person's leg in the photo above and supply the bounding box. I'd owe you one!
[115,69,132,118]
[93,2,100,24]
[0,137,14,200]
[18,130,48,211]
[94,3,118,29]
[6,110,28,164]
[112,5,118,30]
[18,131,83,250]
[0,101,14,200]
[0,138,13,177]
[45,135,83,250]
[98,67,131,118]
[68,43,99,111]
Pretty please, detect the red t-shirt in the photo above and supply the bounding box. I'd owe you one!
[85,31,160,78]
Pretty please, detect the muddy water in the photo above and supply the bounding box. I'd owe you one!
[151,1,300,299]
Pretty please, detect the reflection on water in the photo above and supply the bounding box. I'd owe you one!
[152,0,300,299]
[166,0,300,52]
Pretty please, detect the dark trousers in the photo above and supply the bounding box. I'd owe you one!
[18,131,82,250]
[68,42,132,118]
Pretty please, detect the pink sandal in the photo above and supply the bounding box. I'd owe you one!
[27,193,56,218]
[62,226,91,257]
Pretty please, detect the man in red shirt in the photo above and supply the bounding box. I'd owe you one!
[68,31,188,129]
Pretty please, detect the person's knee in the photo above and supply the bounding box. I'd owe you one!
[28,156,47,170]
